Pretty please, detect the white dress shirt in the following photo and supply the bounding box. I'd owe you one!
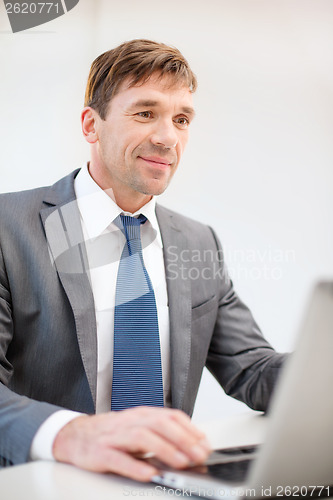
[30,164,171,460]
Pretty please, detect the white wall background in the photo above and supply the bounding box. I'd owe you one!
[1,0,332,422]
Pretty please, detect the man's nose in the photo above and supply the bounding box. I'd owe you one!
[150,121,178,148]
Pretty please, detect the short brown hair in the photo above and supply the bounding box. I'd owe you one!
[84,39,197,119]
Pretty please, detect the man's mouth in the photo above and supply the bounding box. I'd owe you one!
[138,156,173,168]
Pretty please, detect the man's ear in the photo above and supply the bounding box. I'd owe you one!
[81,107,100,144]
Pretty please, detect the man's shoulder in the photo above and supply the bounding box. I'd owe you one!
[155,204,218,245]
[0,187,51,231]
[0,169,78,211]
[0,184,49,205]
[0,169,79,236]
[156,204,211,231]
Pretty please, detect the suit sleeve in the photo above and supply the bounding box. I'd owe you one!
[0,241,63,466]
[205,227,287,411]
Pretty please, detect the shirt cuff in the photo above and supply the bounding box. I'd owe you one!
[29,410,83,461]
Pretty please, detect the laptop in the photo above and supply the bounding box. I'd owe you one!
[151,281,333,498]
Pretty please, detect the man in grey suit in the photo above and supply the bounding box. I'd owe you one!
[0,39,286,480]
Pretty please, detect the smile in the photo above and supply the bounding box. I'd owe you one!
[138,156,172,169]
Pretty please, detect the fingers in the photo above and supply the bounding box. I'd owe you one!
[52,407,211,482]
[103,450,157,482]
[106,425,191,469]
[79,446,159,482]
[114,407,211,464]
[153,410,211,461]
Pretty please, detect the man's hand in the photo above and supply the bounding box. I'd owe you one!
[52,407,211,482]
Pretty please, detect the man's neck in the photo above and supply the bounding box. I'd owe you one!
[113,192,153,214]
[87,162,152,214]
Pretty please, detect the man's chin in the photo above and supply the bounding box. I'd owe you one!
[138,178,171,197]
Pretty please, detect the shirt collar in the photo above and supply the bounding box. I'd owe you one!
[74,163,162,247]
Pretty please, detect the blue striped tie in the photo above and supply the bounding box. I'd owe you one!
[111,214,164,411]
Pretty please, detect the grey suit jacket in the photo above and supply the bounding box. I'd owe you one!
[0,169,285,466]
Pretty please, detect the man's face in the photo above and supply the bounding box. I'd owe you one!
[87,73,195,209]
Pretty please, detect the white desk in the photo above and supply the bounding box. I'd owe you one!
[0,461,170,500]
[0,412,266,500]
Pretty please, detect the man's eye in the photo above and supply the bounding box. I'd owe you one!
[137,111,152,119]
[175,116,190,128]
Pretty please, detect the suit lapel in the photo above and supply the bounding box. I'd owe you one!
[39,171,97,408]
[38,175,193,412]
[156,205,191,412]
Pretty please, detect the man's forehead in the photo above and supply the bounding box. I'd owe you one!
[123,71,190,90]
[117,73,193,103]
[104,73,195,117]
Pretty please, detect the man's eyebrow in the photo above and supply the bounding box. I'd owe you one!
[128,100,196,117]
[181,106,196,118]
[130,99,159,108]
[131,99,158,108]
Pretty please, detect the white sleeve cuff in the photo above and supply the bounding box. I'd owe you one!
[29,410,83,461]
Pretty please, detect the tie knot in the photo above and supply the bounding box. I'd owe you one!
[115,214,147,242]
